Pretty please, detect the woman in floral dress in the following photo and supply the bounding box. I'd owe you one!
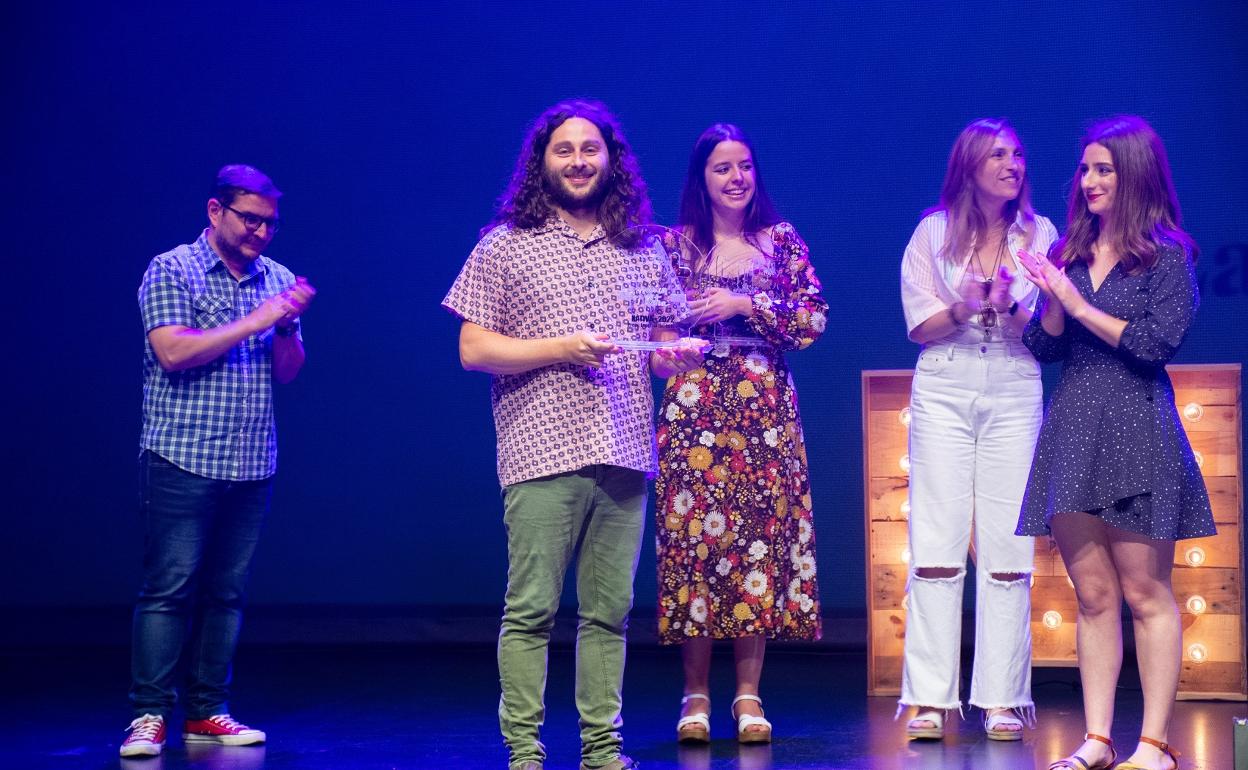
[651,124,825,744]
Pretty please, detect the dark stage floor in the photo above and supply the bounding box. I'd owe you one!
[3,643,1242,769]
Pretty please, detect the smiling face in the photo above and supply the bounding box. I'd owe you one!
[542,116,610,213]
[703,140,756,220]
[973,131,1025,210]
[1079,142,1117,218]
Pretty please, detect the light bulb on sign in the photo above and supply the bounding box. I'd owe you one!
[898,407,911,426]
[1193,450,1204,469]
[1187,643,1208,664]
[1184,547,1206,567]
[1042,610,1063,630]
[1186,595,1207,614]
[900,548,911,565]
[1066,576,1075,589]
[900,499,911,517]
[899,454,910,474]
[1182,402,1204,421]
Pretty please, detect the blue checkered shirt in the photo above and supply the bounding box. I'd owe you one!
[139,230,299,480]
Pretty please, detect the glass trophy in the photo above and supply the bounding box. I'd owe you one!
[609,224,771,353]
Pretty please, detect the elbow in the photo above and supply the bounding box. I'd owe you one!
[153,348,189,373]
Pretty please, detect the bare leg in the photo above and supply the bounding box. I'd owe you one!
[733,635,767,730]
[680,637,712,719]
[1051,512,1120,768]
[1110,527,1179,770]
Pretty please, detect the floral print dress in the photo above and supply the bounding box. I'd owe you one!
[655,222,826,643]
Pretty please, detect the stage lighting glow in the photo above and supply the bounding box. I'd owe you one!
[1185,547,1207,567]
[1186,595,1207,614]
[1188,643,1209,664]
[899,454,910,473]
[1182,402,1204,421]
[1042,610,1062,630]
[898,407,911,426]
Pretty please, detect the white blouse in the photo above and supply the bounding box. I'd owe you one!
[900,210,1059,344]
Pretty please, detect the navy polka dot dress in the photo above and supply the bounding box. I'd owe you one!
[1016,244,1216,541]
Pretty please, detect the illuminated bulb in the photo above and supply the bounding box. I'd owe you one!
[1182,402,1204,421]
[1042,610,1063,630]
[1193,450,1204,469]
[901,593,910,611]
[900,548,911,564]
[1029,574,1035,587]
[1187,643,1208,664]
[899,454,910,474]
[900,499,911,517]
[1186,595,1207,614]
[1066,576,1075,589]
[898,407,912,426]
[1185,547,1206,567]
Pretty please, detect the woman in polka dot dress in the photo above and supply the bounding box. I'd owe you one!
[1017,115,1214,770]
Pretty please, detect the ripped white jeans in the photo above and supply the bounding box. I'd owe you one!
[900,339,1042,716]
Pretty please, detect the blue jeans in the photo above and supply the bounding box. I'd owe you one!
[129,450,272,720]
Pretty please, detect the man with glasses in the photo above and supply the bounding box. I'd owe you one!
[121,165,315,758]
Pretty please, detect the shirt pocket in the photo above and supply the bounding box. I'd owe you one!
[193,294,234,329]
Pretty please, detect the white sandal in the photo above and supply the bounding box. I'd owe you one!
[906,709,945,741]
[676,693,710,744]
[984,708,1024,741]
[731,694,772,744]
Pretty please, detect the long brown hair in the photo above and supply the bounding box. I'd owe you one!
[925,118,1037,261]
[487,99,651,248]
[1053,115,1196,272]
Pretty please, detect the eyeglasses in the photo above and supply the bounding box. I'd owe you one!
[222,203,281,234]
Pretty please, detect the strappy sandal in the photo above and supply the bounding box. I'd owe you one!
[905,708,945,741]
[731,694,772,744]
[676,693,710,744]
[984,708,1024,741]
[1112,736,1180,770]
[1048,733,1117,770]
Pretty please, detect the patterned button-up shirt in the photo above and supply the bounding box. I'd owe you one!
[139,230,299,480]
[444,218,688,487]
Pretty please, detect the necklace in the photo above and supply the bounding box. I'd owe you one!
[971,228,1008,338]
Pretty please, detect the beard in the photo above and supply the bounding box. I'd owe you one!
[543,164,609,211]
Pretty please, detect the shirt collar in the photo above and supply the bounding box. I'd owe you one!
[193,229,268,281]
[532,214,608,245]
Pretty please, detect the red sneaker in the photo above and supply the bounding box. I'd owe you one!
[120,713,166,757]
[182,714,266,746]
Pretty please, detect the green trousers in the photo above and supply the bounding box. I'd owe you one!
[498,464,646,769]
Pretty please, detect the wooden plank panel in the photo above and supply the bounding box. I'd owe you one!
[1032,620,1077,663]
[865,372,912,412]
[870,521,910,565]
[868,412,909,479]
[1174,405,1238,433]
[871,564,906,610]
[868,477,910,522]
[1189,431,1239,477]
[1031,578,1078,620]
[1206,475,1241,525]
[1179,613,1243,662]
[869,655,903,696]
[1174,525,1240,568]
[871,609,907,659]
[1177,661,1247,699]
[1172,568,1242,615]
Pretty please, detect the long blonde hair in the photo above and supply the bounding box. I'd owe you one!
[926,118,1037,260]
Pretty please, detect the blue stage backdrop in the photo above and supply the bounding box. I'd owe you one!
[6,2,1246,620]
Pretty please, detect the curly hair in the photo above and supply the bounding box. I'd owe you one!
[487,99,652,248]
[926,118,1038,261]
[677,123,782,270]
[1053,115,1197,273]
